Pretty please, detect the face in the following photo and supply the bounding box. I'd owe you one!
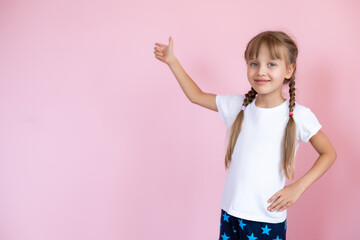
[246,43,295,98]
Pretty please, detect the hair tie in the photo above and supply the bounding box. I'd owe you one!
[241,105,246,111]
[289,112,293,117]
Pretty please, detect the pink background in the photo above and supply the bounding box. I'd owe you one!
[0,0,359,239]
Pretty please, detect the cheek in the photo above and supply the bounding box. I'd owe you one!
[247,69,255,76]
[247,71,252,81]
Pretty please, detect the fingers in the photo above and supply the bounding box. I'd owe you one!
[154,46,163,51]
[268,196,285,212]
[154,41,171,63]
[154,44,164,58]
[278,202,289,212]
[154,45,165,54]
[155,43,166,47]
[155,55,163,60]
[154,51,164,57]
[268,194,280,205]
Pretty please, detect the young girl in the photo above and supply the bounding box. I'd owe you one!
[154,30,337,240]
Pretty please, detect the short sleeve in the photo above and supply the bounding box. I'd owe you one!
[298,107,322,143]
[215,94,245,129]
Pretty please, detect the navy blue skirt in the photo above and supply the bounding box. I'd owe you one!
[219,209,287,240]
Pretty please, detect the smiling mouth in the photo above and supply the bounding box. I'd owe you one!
[255,79,270,83]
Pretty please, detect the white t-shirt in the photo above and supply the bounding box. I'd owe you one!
[216,94,322,223]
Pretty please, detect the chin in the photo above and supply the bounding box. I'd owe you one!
[252,88,272,95]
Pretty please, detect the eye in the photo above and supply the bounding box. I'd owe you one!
[249,62,276,67]
[269,62,276,67]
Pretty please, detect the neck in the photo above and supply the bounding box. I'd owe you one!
[255,94,286,108]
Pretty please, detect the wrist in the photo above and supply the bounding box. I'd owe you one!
[167,57,178,67]
[295,180,307,193]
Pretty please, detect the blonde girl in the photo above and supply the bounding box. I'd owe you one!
[154,30,336,240]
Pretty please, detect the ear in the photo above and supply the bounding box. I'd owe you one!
[285,63,296,79]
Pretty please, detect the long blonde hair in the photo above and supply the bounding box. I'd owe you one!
[224,30,298,181]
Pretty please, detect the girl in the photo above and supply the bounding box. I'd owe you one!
[153,30,337,240]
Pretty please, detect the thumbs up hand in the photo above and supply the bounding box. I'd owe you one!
[154,36,176,65]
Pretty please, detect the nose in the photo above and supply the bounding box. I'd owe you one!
[257,64,267,76]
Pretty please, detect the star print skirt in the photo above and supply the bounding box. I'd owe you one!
[219,209,287,240]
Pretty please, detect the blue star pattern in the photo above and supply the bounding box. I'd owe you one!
[261,225,272,235]
[218,209,287,240]
[222,212,230,222]
[247,233,258,240]
[238,219,246,230]
[221,232,230,240]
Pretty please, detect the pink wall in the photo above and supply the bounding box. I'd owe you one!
[0,0,359,239]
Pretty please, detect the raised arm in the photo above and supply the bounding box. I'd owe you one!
[154,36,218,111]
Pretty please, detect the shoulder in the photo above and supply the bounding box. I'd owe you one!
[293,101,317,121]
[215,94,245,127]
[216,94,245,114]
[216,94,245,102]
[293,101,322,143]
[216,94,245,108]
[293,101,309,115]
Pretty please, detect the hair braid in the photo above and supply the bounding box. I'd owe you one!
[224,87,257,169]
[288,76,296,112]
[282,75,297,180]
[243,87,258,107]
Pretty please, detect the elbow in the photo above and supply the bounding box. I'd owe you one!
[331,145,337,161]
[328,149,337,163]
[327,144,337,162]
[333,150,337,162]
[190,94,199,105]
[321,149,337,164]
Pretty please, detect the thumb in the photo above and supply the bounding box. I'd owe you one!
[168,36,173,49]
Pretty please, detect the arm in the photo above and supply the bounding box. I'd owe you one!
[168,58,218,111]
[295,129,337,192]
[154,37,217,111]
[168,57,203,104]
[267,130,337,212]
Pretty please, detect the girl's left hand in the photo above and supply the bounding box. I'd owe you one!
[267,182,306,212]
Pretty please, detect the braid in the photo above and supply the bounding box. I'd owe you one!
[242,87,257,108]
[224,87,257,169]
[282,74,297,180]
[289,76,296,113]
